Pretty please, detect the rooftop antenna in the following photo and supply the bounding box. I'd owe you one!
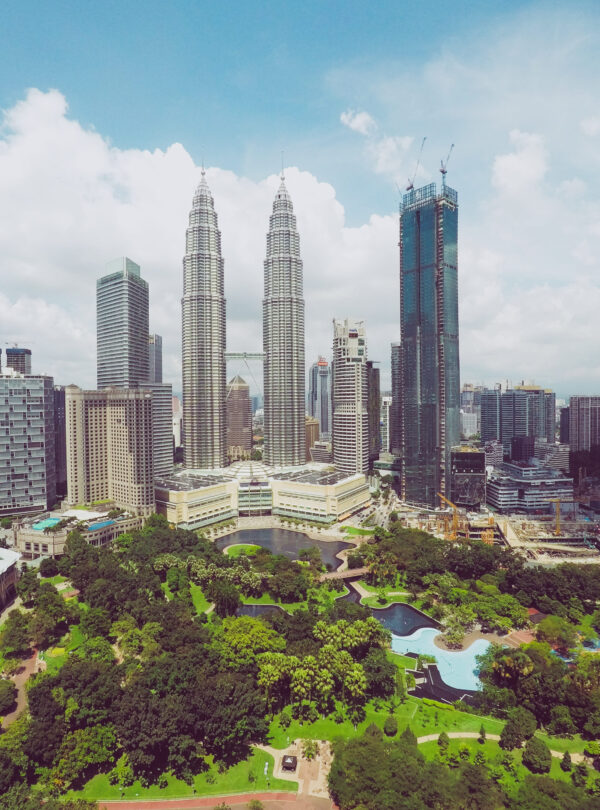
[440,143,454,189]
[406,136,427,191]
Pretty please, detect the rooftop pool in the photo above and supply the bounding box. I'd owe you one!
[32,517,61,531]
[216,528,352,570]
[391,627,490,691]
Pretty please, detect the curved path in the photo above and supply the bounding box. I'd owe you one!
[416,732,585,762]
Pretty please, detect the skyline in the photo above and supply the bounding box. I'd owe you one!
[1,2,600,397]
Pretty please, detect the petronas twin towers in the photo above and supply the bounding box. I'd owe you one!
[182,171,305,469]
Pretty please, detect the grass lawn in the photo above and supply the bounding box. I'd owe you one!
[243,585,348,614]
[242,593,304,611]
[225,543,262,558]
[387,650,418,669]
[40,574,68,586]
[190,583,210,614]
[161,581,174,601]
[362,594,410,609]
[38,625,85,674]
[71,748,295,801]
[341,526,374,536]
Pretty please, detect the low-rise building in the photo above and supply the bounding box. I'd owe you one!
[486,462,573,514]
[13,509,144,559]
[155,475,238,529]
[0,548,20,608]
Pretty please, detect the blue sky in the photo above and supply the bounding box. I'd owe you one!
[1,0,600,396]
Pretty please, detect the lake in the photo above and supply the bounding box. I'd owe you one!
[216,527,353,570]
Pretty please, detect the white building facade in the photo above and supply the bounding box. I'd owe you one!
[332,319,369,476]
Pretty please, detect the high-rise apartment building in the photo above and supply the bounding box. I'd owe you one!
[390,343,402,455]
[181,172,227,468]
[559,406,570,444]
[569,396,600,452]
[398,182,460,505]
[65,386,154,515]
[263,175,305,465]
[308,357,332,439]
[0,371,56,515]
[481,386,555,456]
[332,319,369,475]
[97,257,149,388]
[54,386,67,498]
[226,375,252,460]
[380,395,392,453]
[367,360,381,467]
[139,382,173,478]
[148,334,163,384]
[5,347,32,375]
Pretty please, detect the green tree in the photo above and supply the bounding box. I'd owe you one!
[478,723,486,744]
[383,715,398,737]
[16,567,39,604]
[536,615,577,649]
[548,705,576,737]
[0,609,30,658]
[80,607,112,639]
[206,580,241,617]
[0,678,17,715]
[571,762,588,788]
[522,736,551,774]
[560,750,572,772]
[499,706,536,750]
[438,731,450,754]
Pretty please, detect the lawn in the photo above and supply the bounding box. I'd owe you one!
[38,625,85,674]
[242,585,348,613]
[362,593,410,609]
[225,543,262,558]
[40,574,68,586]
[71,748,295,801]
[340,526,374,536]
[190,583,210,614]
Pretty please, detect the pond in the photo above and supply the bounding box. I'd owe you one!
[391,627,490,691]
[216,528,352,570]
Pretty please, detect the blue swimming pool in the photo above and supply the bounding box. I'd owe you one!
[32,517,61,531]
[391,627,490,691]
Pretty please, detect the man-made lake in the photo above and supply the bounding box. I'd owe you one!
[391,627,490,691]
[216,528,352,570]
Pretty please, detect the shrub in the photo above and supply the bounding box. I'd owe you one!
[522,737,551,774]
[383,715,398,737]
[560,750,572,772]
[39,557,59,577]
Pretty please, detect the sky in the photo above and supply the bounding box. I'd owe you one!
[1,0,599,398]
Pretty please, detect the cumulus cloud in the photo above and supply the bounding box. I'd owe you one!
[340,109,376,136]
[0,89,397,391]
[581,117,600,137]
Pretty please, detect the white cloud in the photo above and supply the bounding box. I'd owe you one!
[581,116,600,137]
[340,109,376,136]
[491,130,548,196]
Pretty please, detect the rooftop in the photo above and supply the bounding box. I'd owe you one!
[0,547,21,575]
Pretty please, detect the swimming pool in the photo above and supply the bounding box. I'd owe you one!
[391,627,490,691]
[32,517,61,531]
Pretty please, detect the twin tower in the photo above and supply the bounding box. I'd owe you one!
[182,171,305,469]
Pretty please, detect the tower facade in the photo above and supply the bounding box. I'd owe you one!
[398,182,460,506]
[181,172,227,468]
[308,357,332,439]
[226,375,252,460]
[97,258,149,388]
[263,175,305,465]
[148,334,163,383]
[367,360,381,467]
[332,319,369,476]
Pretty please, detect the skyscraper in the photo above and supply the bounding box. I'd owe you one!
[308,357,332,439]
[481,386,556,457]
[398,182,460,506]
[5,347,32,375]
[54,386,67,498]
[148,334,163,383]
[390,343,402,455]
[97,257,149,388]
[332,319,369,475]
[181,171,227,468]
[263,174,305,466]
[226,375,252,460]
[569,396,600,452]
[366,360,381,467]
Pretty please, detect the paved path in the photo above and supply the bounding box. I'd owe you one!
[416,732,585,762]
[99,795,332,810]
[318,567,368,582]
[1,646,38,728]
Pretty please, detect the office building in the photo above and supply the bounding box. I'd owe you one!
[450,447,486,510]
[380,395,392,453]
[367,360,381,467]
[332,319,369,475]
[569,396,600,452]
[390,343,402,455]
[148,334,163,383]
[486,463,573,513]
[308,357,332,439]
[181,171,227,468]
[0,548,20,608]
[305,415,320,461]
[54,386,67,498]
[480,389,502,444]
[481,386,556,456]
[97,257,149,388]
[5,347,32,375]
[0,371,56,516]
[559,407,570,444]
[263,174,305,465]
[226,375,252,460]
[139,382,174,478]
[398,182,460,505]
[172,396,183,451]
[65,385,154,516]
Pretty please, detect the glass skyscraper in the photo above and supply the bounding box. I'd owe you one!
[398,182,460,506]
[307,357,332,440]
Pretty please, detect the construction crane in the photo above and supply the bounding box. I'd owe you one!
[406,136,427,191]
[547,498,562,537]
[440,143,454,188]
[437,492,459,541]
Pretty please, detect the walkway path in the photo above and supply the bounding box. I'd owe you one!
[416,732,585,763]
[1,646,38,729]
[97,792,325,809]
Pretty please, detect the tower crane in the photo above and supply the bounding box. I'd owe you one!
[437,492,459,541]
[406,136,427,191]
[440,143,454,188]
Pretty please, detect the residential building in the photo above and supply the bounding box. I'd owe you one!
[305,415,320,460]
[481,386,555,456]
[367,360,381,468]
[181,171,227,468]
[0,371,56,516]
[486,462,573,513]
[569,396,600,452]
[390,343,401,455]
[5,347,32,375]
[65,385,154,516]
[307,357,332,439]
[139,382,174,478]
[263,174,305,465]
[226,375,252,460]
[148,334,163,383]
[450,446,486,510]
[97,257,149,388]
[559,406,570,444]
[0,548,20,608]
[332,319,369,476]
[398,182,460,505]
[380,395,392,453]
[54,386,67,498]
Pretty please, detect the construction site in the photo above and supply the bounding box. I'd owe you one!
[394,495,600,565]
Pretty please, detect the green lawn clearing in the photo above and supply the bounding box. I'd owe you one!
[40,575,68,586]
[225,543,262,558]
[190,583,210,614]
[71,748,295,802]
[341,526,374,536]
[38,625,85,674]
